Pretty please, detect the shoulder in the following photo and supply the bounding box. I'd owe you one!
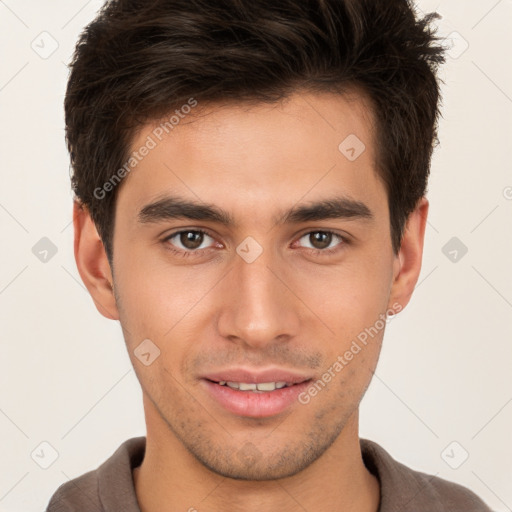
[45,470,99,511]
[427,473,494,511]
[360,438,493,512]
[45,436,145,512]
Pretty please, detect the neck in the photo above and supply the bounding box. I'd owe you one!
[133,396,380,512]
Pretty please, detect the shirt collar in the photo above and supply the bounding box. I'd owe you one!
[96,436,446,512]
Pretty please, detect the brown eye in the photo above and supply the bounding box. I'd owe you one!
[309,232,332,249]
[165,230,214,251]
[180,231,204,249]
[297,231,344,252]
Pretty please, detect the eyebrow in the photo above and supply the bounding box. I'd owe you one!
[137,194,373,227]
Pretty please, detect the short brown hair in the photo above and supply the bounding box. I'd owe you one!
[65,0,445,261]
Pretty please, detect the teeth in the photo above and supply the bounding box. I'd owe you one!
[219,381,294,391]
[239,382,257,391]
[255,382,275,391]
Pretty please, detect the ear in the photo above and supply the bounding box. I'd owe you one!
[387,197,428,313]
[73,201,119,320]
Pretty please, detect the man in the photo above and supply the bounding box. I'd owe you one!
[46,0,493,510]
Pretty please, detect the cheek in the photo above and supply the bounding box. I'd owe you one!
[294,255,392,328]
[289,255,392,384]
[114,250,217,334]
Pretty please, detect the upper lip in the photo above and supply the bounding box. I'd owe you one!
[202,367,313,384]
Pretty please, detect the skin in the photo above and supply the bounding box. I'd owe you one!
[74,91,428,512]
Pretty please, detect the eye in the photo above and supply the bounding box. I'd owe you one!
[296,231,346,253]
[161,229,347,259]
[163,229,216,253]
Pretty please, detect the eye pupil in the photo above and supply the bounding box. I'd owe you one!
[310,232,332,249]
[180,231,203,249]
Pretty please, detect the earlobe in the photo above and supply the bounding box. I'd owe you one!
[387,197,429,312]
[73,201,119,320]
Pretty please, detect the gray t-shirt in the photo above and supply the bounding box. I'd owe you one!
[45,436,493,511]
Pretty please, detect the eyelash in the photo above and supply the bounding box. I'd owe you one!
[162,229,213,259]
[162,229,348,259]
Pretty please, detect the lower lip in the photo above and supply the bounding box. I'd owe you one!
[202,379,311,418]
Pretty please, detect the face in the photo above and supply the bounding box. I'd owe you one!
[79,91,423,481]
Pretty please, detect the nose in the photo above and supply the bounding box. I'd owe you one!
[216,247,301,349]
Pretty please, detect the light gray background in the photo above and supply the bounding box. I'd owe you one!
[0,1,511,511]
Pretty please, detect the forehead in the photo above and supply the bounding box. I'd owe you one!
[116,91,386,226]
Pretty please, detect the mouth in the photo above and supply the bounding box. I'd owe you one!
[201,375,313,418]
[205,379,306,392]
